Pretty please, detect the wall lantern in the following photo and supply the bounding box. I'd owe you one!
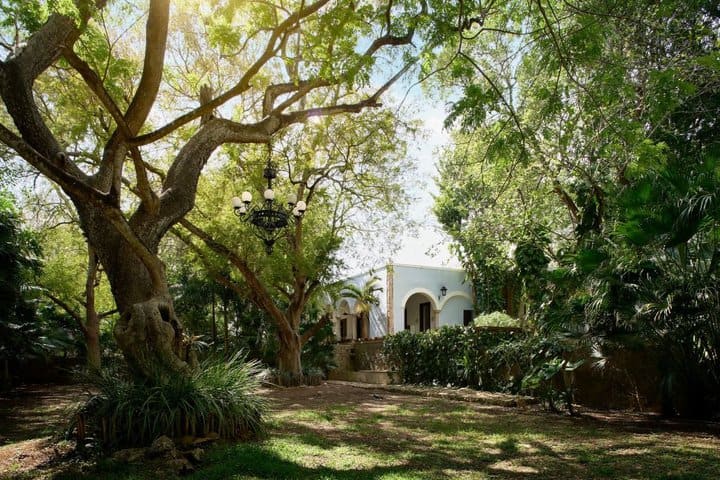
[231,143,306,254]
[440,286,448,297]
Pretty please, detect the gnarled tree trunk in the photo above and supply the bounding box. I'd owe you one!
[77,204,194,378]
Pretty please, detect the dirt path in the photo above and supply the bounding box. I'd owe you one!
[0,384,87,444]
[0,384,87,478]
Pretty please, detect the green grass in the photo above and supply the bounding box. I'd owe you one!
[37,388,720,479]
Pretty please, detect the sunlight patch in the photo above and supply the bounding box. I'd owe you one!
[489,460,540,474]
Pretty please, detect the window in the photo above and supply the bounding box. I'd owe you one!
[419,302,431,332]
[463,310,474,327]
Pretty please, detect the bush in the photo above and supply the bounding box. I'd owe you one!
[382,326,523,389]
[473,311,520,328]
[75,353,266,447]
[383,327,582,412]
[301,317,337,377]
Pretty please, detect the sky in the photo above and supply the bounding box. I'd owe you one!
[391,103,461,269]
[339,94,462,275]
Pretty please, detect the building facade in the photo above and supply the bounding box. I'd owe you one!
[334,263,474,340]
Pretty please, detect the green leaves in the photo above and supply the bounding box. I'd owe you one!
[0,0,48,32]
[78,354,267,446]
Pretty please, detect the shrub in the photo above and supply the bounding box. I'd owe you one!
[382,326,522,389]
[473,311,520,328]
[75,353,266,447]
[301,317,337,377]
[383,326,582,411]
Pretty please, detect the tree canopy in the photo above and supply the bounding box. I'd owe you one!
[0,0,429,377]
[432,0,720,415]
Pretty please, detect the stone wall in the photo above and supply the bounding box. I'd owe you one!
[571,346,663,411]
[329,340,392,384]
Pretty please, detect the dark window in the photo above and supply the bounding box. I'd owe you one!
[356,316,362,339]
[340,318,347,339]
[419,302,431,332]
[463,310,474,327]
[404,309,409,330]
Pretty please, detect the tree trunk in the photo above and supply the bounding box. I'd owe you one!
[222,292,229,355]
[277,330,303,382]
[85,247,101,370]
[77,205,194,378]
[211,285,217,347]
[361,313,369,339]
[1,359,9,389]
[85,322,101,370]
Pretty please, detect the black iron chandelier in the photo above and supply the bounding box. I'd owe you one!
[232,144,306,254]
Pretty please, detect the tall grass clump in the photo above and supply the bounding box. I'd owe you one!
[76,353,266,447]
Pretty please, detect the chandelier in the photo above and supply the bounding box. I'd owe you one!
[232,144,306,254]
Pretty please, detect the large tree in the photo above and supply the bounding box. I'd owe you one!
[0,0,424,377]
[176,109,414,377]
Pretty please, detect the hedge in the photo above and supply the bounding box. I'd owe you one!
[382,326,525,390]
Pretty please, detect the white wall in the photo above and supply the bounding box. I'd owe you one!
[392,264,473,333]
[404,292,434,332]
[335,263,474,338]
[438,294,473,327]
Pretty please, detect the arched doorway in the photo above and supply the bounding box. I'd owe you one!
[337,300,352,341]
[402,291,439,332]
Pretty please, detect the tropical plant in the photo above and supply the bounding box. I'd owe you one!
[341,275,383,339]
[0,192,77,385]
[431,0,720,416]
[75,353,266,447]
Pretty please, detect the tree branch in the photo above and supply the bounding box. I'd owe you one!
[280,61,414,124]
[62,47,126,131]
[177,218,294,335]
[43,289,86,334]
[124,0,170,132]
[130,0,332,146]
[264,79,330,116]
[0,122,101,201]
[300,312,332,345]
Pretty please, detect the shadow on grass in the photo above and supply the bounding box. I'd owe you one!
[183,440,558,480]
[27,384,720,480]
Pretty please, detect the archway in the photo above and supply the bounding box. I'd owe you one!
[403,291,439,332]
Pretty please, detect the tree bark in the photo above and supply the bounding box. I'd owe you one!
[76,204,193,378]
[222,290,229,356]
[277,330,303,379]
[84,246,101,369]
[85,320,101,370]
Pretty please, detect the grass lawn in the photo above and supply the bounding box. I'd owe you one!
[40,383,720,480]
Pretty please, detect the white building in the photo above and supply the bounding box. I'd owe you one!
[334,263,474,340]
